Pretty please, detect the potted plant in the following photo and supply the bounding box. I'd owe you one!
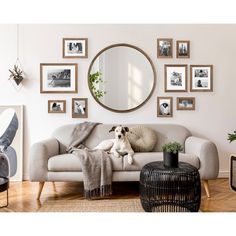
[9,65,24,86]
[228,131,236,143]
[162,142,183,168]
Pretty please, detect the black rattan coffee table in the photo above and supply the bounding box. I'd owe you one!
[140,161,201,212]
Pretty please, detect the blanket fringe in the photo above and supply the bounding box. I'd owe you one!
[84,185,112,199]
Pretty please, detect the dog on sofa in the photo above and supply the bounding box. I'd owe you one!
[93,125,134,165]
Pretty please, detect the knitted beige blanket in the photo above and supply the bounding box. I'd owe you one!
[67,122,112,199]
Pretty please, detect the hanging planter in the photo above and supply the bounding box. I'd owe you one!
[8,24,25,89]
[9,63,24,86]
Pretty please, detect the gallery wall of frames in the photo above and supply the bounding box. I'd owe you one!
[2,24,233,179]
[44,37,213,119]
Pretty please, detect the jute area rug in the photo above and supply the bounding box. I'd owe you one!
[38,198,144,212]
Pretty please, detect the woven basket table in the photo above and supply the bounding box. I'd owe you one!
[140,161,201,212]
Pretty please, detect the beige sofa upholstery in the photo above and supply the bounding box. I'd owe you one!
[29,124,219,199]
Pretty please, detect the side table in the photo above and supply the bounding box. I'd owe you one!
[140,161,201,212]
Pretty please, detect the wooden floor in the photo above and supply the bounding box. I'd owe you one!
[0,179,236,212]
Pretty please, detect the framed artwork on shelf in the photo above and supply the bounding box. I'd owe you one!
[72,98,88,118]
[177,97,195,110]
[190,65,213,92]
[157,97,173,117]
[176,40,190,58]
[157,38,173,58]
[40,63,78,93]
[48,100,66,113]
[165,64,188,92]
[63,38,88,58]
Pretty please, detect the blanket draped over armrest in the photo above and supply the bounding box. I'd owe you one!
[67,122,113,199]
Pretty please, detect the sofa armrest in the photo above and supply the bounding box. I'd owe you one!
[29,138,59,182]
[185,136,219,180]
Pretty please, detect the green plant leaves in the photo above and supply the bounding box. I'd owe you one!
[228,131,236,143]
[162,142,183,154]
[89,71,106,100]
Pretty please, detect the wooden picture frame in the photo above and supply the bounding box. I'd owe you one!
[157,38,173,58]
[72,98,88,118]
[177,97,195,110]
[48,100,66,113]
[165,64,188,92]
[40,63,78,93]
[190,65,213,92]
[63,38,88,58]
[176,40,190,58]
[157,97,173,117]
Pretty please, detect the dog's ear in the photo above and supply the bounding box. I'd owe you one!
[109,126,116,133]
[124,127,129,132]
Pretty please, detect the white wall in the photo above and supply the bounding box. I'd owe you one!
[0,24,236,179]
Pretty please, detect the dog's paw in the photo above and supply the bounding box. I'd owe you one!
[127,155,133,165]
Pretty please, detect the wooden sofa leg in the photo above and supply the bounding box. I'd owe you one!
[203,180,211,198]
[37,182,45,200]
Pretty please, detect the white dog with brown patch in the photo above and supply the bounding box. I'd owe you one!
[94,125,134,165]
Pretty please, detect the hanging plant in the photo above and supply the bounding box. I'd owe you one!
[89,71,106,100]
[9,64,24,85]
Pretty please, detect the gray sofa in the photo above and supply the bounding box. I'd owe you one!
[29,124,219,199]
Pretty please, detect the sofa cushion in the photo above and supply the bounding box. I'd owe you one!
[48,153,123,172]
[127,126,157,152]
[123,152,200,171]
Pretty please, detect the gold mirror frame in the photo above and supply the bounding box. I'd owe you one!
[87,43,156,113]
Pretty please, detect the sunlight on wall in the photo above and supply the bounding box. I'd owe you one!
[128,63,143,107]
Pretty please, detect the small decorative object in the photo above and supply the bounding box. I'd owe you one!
[157,38,173,58]
[88,71,106,100]
[228,131,236,143]
[177,97,195,110]
[165,64,187,92]
[162,142,183,168]
[9,65,24,86]
[72,98,88,118]
[176,40,190,58]
[190,65,213,92]
[157,97,173,117]
[63,38,88,58]
[40,63,78,93]
[48,100,66,113]
[8,25,25,89]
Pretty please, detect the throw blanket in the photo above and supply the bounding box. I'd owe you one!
[67,122,112,199]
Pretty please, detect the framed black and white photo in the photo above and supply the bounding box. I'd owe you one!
[157,38,173,58]
[190,65,213,92]
[72,98,88,118]
[177,97,195,110]
[63,38,88,58]
[176,40,190,58]
[40,63,78,93]
[157,97,173,117]
[165,64,188,92]
[48,100,66,113]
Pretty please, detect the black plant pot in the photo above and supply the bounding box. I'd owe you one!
[163,151,179,168]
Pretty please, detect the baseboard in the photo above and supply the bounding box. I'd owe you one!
[218,171,229,178]
[23,173,29,181]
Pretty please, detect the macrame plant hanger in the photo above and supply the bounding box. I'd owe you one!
[9,24,24,91]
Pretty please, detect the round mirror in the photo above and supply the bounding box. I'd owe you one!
[88,44,156,112]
